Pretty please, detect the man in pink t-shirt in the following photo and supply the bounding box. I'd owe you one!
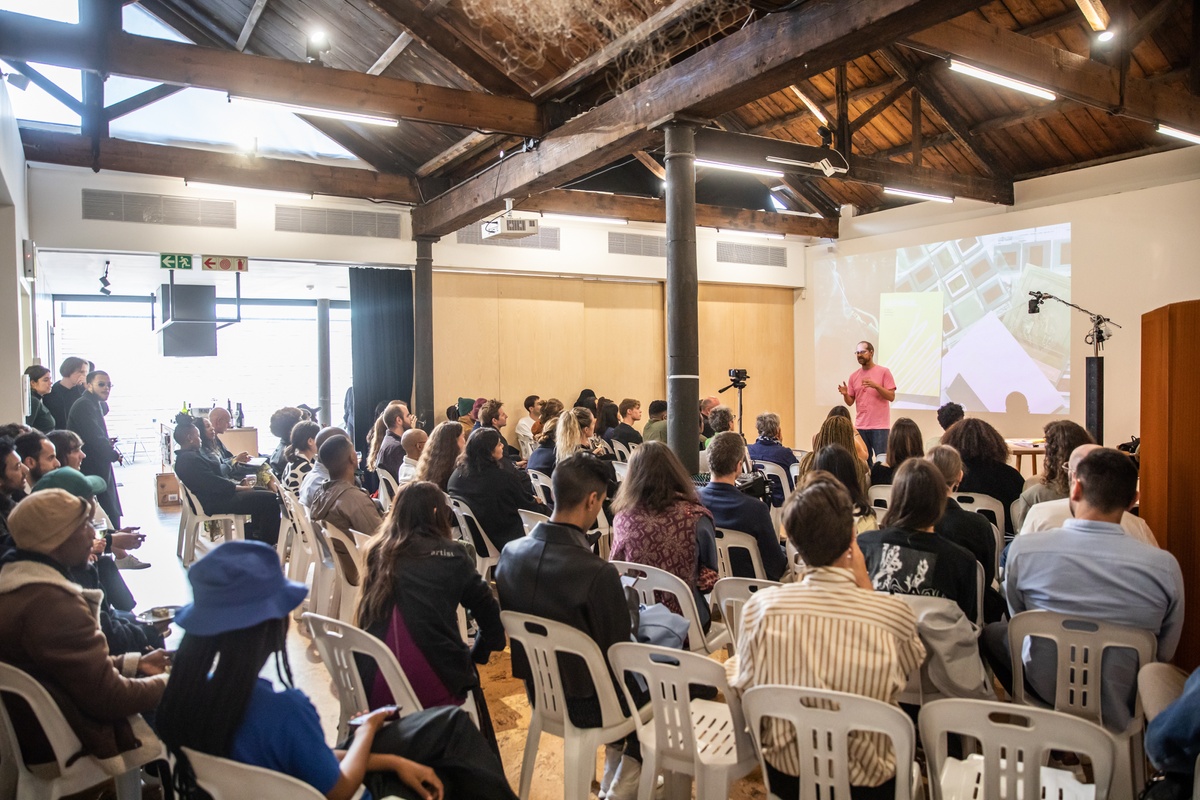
[838,341,896,463]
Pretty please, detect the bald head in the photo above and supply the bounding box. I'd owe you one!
[209,407,231,433]
[315,426,350,451]
[401,428,428,460]
[1068,443,1102,476]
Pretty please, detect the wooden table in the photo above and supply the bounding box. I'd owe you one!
[218,427,260,458]
[1006,439,1044,475]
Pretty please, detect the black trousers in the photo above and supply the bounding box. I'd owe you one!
[95,553,136,611]
[348,706,517,800]
[208,489,281,545]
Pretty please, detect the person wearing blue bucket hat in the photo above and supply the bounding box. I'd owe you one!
[158,541,518,800]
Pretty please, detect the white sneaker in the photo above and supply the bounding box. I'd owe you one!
[605,756,642,800]
[598,744,624,798]
[114,554,151,570]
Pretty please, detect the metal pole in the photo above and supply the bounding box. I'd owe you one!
[414,236,437,432]
[664,120,700,474]
[316,298,331,427]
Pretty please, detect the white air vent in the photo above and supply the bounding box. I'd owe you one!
[716,241,787,267]
[82,189,236,228]
[456,224,560,249]
[275,206,401,238]
[608,232,666,258]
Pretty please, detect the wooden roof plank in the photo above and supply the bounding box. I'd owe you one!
[234,0,268,51]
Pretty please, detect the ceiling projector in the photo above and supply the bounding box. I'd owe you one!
[482,216,539,240]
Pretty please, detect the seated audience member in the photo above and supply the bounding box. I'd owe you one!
[33,468,164,655]
[608,399,644,449]
[704,405,735,447]
[859,459,980,622]
[573,389,598,415]
[367,401,413,480]
[746,411,799,506]
[1019,443,1158,546]
[267,406,306,476]
[515,395,541,460]
[985,448,1184,732]
[413,421,465,493]
[495,453,646,799]
[479,399,521,463]
[699,432,787,581]
[557,406,609,465]
[869,417,923,486]
[818,406,870,462]
[525,415,559,476]
[397,429,427,482]
[67,370,123,528]
[940,417,1024,533]
[43,357,89,431]
[308,435,385,582]
[530,397,562,439]
[0,436,28,555]
[468,397,487,431]
[282,420,320,498]
[24,365,56,432]
[174,420,281,545]
[455,397,476,438]
[207,406,254,476]
[0,489,168,774]
[726,472,925,800]
[925,445,997,587]
[1145,666,1200,796]
[158,540,517,800]
[447,428,543,552]
[356,481,505,737]
[298,426,351,507]
[926,401,964,452]
[16,430,60,484]
[812,444,877,534]
[700,396,719,438]
[596,401,620,444]
[610,441,717,626]
[798,415,870,495]
[641,400,668,443]
[1011,419,1093,532]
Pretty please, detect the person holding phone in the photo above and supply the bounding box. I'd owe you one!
[157,540,517,800]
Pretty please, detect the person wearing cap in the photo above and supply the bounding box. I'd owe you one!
[0,489,168,774]
[158,540,518,800]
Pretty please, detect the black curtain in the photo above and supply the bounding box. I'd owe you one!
[349,267,414,457]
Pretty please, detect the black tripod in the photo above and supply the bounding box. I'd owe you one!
[718,376,748,437]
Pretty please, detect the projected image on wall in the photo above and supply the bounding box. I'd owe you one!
[811,224,1071,414]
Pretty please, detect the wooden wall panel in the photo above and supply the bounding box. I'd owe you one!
[431,272,501,419]
[583,281,667,415]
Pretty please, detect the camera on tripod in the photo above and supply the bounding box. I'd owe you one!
[727,368,749,388]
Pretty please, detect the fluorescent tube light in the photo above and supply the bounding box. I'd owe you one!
[184,179,314,200]
[717,229,785,240]
[948,60,1056,101]
[540,213,628,226]
[695,159,785,178]
[789,86,829,125]
[883,187,954,204]
[228,95,399,127]
[1157,124,1200,146]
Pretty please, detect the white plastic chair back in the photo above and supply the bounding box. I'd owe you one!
[448,496,503,579]
[989,520,1003,579]
[279,488,315,596]
[608,642,757,799]
[183,747,326,799]
[501,611,637,800]
[697,449,709,473]
[519,508,549,535]
[742,685,917,800]
[788,462,800,486]
[377,469,399,512]
[974,561,985,629]
[274,481,298,567]
[612,461,629,482]
[595,438,615,457]
[785,538,806,580]
[528,470,555,505]
[710,577,782,648]
[303,612,423,742]
[713,527,767,580]
[919,698,1116,800]
[950,491,1005,530]
[611,439,631,462]
[323,523,364,623]
[609,561,729,654]
[176,480,246,566]
[753,460,790,504]
[868,484,892,511]
[0,662,154,800]
[295,508,338,619]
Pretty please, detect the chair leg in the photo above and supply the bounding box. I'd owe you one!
[1111,735,1138,800]
[113,767,142,800]
[562,734,594,800]
[662,770,693,800]
[695,766,727,800]
[518,715,542,800]
[638,750,659,800]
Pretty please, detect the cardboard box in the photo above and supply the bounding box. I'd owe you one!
[156,472,181,508]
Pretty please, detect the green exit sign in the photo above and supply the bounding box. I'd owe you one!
[160,253,194,270]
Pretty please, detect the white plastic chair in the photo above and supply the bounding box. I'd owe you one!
[710,577,783,650]
[279,488,314,595]
[501,611,640,800]
[183,746,327,799]
[518,508,549,535]
[742,684,921,800]
[611,440,631,463]
[0,662,158,800]
[868,483,892,511]
[950,491,1005,531]
[612,461,629,482]
[527,470,555,505]
[1137,663,1197,799]
[291,504,338,620]
[376,469,399,512]
[448,496,505,580]
[753,460,791,502]
[274,481,299,567]
[176,481,246,566]
[1008,610,1157,800]
[713,527,767,580]
[322,523,364,623]
[788,462,799,487]
[609,561,729,654]
[784,538,805,581]
[919,698,1117,800]
[608,642,758,799]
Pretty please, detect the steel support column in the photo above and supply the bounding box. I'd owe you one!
[664,120,700,474]
[414,236,437,432]
[316,298,331,427]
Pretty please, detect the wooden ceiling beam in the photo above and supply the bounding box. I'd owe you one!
[416,131,495,178]
[633,150,667,180]
[848,155,1014,204]
[848,79,912,134]
[1017,10,1082,38]
[412,0,992,237]
[1191,0,1200,95]
[783,178,842,219]
[368,33,415,75]
[908,15,1200,132]
[870,98,1077,159]
[515,189,839,238]
[234,0,268,52]
[748,76,907,135]
[20,128,420,203]
[1126,0,1184,50]
[0,9,543,137]
[103,84,185,121]
[4,61,83,115]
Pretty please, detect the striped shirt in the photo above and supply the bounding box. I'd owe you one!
[725,567,925,787]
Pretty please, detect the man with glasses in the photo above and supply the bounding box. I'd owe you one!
[838,341,896,463]
[66,370,124,527]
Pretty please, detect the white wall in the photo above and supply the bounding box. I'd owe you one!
[0,84,30,424]
[795,146,1200,449]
